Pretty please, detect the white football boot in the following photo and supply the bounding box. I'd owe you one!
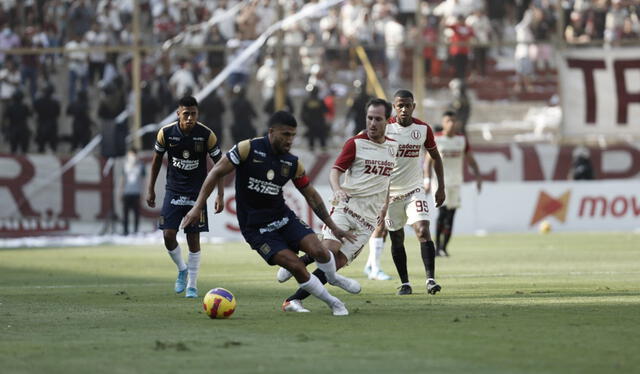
[276,267,293,283]
[282,299,310,313]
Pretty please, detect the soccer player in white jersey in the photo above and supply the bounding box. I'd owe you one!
[276,98,397,312]
[426,111,482,256]
[371,89,446,296]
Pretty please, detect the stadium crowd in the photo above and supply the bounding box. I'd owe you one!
[0,0,638,154]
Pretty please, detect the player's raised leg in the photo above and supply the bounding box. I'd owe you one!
[300,233,361,294]
[282,237,354,311]
[271,248,348,316]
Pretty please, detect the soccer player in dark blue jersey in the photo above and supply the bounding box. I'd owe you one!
[146,96,225,298]
[182,111,360,316]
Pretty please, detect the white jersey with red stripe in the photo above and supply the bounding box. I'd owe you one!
[434,132,469,187]
[334,132,396,200]
[385,116,437,197]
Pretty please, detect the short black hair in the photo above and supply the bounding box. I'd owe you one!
[393,89,414,100]
[366,98,392,119]
[178,95,198,108]
[442,110,456,118]
[268,110,297,128]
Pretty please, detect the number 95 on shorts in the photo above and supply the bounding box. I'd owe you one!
[385,191,433,231]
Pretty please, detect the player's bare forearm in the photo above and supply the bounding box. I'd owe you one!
[329,168,348,203]
[424,153,434,179]
[302,186,332,224]
[147,153,162,192]
[195,157,234,210]
[428,147,445,188]
[146,153,163,207]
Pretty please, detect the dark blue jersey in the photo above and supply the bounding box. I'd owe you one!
[227,136,310,229]
[154,121,222,194]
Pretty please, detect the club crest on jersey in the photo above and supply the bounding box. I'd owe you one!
[281,164,291,178]
[266,169,275,180]
[194,141,204,153]
[411,130,421,140]
[182,150,190,159]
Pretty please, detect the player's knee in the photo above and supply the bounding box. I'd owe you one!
[287,260,309,281]
[163,231,177,247]
[415,227,431,242]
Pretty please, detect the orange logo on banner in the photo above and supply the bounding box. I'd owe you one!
[530,190,571,226]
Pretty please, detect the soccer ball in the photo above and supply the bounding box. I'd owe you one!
[203,288,237,319]
[539,220,552,234]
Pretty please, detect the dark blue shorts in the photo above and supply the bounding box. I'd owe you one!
[159,191,208,233]
[241,211,315,265]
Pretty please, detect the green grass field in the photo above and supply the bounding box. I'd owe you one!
[1,233,639,374]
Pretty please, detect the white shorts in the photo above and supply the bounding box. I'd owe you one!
[443,185,461,209]
[322,200,377,264]
[385,188,434,231]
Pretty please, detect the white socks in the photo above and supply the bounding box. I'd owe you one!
[168,244,187,271]
[316,250,338,283]
[299,274,340,307]
[187,251,201,289]
[367,237,385,273]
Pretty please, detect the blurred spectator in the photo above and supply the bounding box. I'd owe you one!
[33,84,61,153]
[225,39,255,90]
[85,22,110,84]
[230,85,257,144]
[569,146,595,180]
[205,25,227,78]
[66,0,93,40]
[323,87,337,142]
[446,14,475,80]
[530,2,556,73]
[466,8,491,76]
[199,89,226,148]
[300,85,329,152]
[565,11,592,43]
[65,33,89,103]
[67,90,93,150]
[0,58,21,108]
[20,27,40,102]
[0,25,21,66]
[2,90,32,153]
[264,87,295,119]
[256,55,277,100]
[447,78,471,133]
[515,11,534,93]
[140,81,160,150]
[120,148,145,236]
[98,82,126,130]
[485,0,510,55]
[384,14,405,88]
[605,0,637,45]
[169,57,198,100]
[346,80,373,136]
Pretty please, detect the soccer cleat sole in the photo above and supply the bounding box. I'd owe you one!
[427,284,442,295]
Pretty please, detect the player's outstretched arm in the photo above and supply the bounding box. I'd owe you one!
[146,152,163,208]
[427,147,446,207]
[181,157,235,228]
[300,185,357,244]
